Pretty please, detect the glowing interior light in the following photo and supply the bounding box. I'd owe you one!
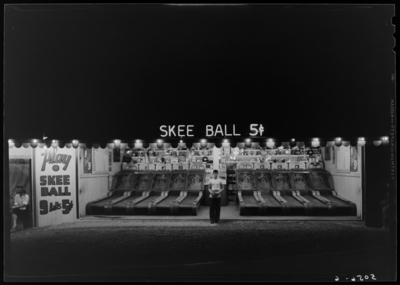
[336,137,341,141]
[201,139,206,144]
[358,137,365,141]
[8,139,13,143]
[382,137,388,141]
[72,140,78,144]
[135,140,141,143]
[157,139,162,143]
[52,140,56,143]
[313,138,319,142]
[180,140,183,143]
[245,139,251,143]
[267,139,273,143]
[291,139,295,142]
[32,139,37,143]
[223,139,229,143]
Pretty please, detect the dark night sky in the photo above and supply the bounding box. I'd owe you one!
[4,4,395,142]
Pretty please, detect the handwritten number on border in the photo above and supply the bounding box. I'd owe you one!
[336,274,377,281]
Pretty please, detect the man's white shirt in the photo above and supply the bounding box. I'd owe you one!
[209,178,224,198]
[14,194,29,210]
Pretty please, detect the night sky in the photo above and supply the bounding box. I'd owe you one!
[4,4,395,142]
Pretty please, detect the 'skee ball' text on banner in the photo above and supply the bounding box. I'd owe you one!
[159,124,265,138]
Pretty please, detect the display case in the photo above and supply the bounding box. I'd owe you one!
[121,147,324,178]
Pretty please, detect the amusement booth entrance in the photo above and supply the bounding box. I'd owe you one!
[6,124,393,229]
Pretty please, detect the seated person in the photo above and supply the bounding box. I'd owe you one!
[10,187,30,232]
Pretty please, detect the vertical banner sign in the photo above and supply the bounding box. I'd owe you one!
[82,146,92,174]
[336,145,351,173]
[92,148,109,175]
[350,146,358,172]
[35,147,77,227]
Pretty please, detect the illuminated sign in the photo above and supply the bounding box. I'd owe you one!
[159,124,265,138]
[160,125,194,137]
[35,147,77,227]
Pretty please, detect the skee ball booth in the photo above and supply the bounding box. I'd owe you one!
[6,123,393,229]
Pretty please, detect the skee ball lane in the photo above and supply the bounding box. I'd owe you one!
[236,169,356,216]
[86,169,356,216]
[86,170,204,216]
[85,170,137,215]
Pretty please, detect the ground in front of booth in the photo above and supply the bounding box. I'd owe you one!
[7,220,395,282]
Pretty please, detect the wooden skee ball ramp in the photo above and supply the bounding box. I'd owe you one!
[236,169,267,216]
[172,170,204,216]
[85,170,137,215]
[271,170,312,216]
[148,171,186,215]
[290,170,334,216]
[124,171,161,215]
[102,171,154,215]
[255,169,289,215]
[150,170,204,216]
[307,169,357,216]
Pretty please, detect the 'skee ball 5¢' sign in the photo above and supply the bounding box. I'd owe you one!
[160,124,265,138]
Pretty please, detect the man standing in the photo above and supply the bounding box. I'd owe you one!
[208,170,224,224]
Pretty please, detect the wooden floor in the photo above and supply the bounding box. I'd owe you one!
[81,203,361,221]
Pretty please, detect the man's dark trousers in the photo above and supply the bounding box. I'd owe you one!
[210,197,221,223]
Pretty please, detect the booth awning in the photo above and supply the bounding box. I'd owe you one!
[8,136,390,149]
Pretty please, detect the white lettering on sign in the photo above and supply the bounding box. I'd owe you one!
[215,125,223,136]
[178,125,184,137]
[159,124,264,137]
[206,125,213,136]
[160,125,168,137]
[187,125,194,137]
[234,125,241,136]
[168,125,176,137]
[250,124,258,136]
[161,125,195,137]
[259,124,264,136]
[249,124,264,136]
[206,124,241,137]
[225,125,232,136]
